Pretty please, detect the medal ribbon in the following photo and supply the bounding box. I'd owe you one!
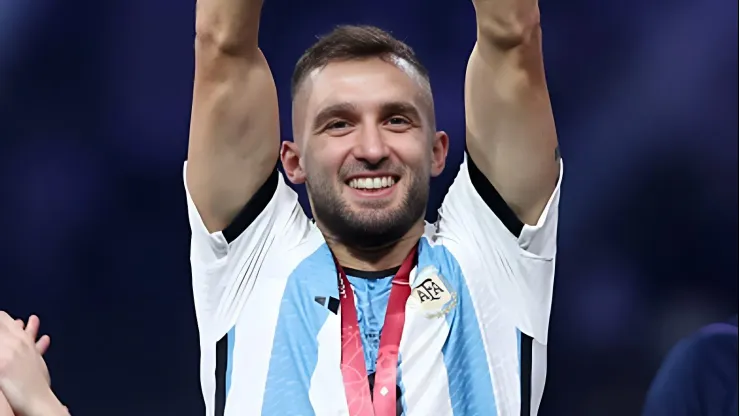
[336,245,417,416]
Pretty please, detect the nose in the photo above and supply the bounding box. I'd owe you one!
[352,124,389,165]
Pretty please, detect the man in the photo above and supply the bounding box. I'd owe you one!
[0,314,67,416]
[642,316,739,416]
[187,0,561,414]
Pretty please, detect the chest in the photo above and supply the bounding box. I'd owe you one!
[234,259,523,416]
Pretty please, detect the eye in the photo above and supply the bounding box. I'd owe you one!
[387,116,410,125]
[327,120,351,130]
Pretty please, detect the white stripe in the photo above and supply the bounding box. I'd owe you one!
[529,341,548,416]
[399,278,454,416]
[309,311,349,415]
[199,345,217,416]
[440,238,522,415]
[226,234,324,415]
[226,275,289,414]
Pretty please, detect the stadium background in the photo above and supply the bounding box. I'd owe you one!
[0,0,737,414]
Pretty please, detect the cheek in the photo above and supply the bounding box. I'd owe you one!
[307,148,344,179]
[392,140,430,168]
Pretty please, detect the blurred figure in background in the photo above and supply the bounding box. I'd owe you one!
[642,316,738,416]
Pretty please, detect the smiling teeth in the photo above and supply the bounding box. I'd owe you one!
[349,177,396,190]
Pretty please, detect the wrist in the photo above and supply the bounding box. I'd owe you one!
[24,391,68,416]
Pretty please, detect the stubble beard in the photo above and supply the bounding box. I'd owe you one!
[307,169,428,250]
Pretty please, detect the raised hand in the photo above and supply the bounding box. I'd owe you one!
[0,313,67,416]
[11,316,51,387]
[188,0,280,234]
[21,315,52,357]
[466,0,559,225]
[0,316,50,416]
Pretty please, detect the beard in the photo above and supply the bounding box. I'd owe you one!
[306,164,428,250]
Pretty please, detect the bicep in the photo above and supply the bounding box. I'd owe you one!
[464,28,559,225]
[187,46,280,233]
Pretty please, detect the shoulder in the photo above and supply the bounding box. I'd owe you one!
[643,319,738,416]
[660,320,738,382]
[675,320,738,367]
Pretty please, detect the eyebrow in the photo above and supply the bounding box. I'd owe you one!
[312,102,359,131]
[311,100,423,131]
[380,101,422,121]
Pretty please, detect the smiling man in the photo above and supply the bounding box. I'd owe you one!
[186,0,561,415]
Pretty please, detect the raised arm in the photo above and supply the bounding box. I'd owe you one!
[465,0,559,225]
[187,0,280,232]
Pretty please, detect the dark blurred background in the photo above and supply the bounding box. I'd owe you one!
[0,0,737,415]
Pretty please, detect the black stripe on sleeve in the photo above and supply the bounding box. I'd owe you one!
[222,165,280,244]
[465,149,524,238]
[215,334,228,416]
[520,333,533,416]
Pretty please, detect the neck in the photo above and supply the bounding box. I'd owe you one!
[323,221,424,271]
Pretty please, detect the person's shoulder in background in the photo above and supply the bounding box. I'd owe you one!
[642,316,738,416]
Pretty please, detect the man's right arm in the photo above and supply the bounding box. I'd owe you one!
[184,0,310,343]
[187,0,280,233]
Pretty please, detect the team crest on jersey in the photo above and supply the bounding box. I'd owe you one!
[412,265,457,319]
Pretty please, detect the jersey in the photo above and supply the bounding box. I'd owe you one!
[642,317,739,416]
[184,152,563,416]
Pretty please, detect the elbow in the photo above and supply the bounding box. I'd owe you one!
[195,27,258,57]
[194,11,259,56]
[475,8,541,49]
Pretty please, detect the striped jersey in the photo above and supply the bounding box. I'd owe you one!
[184,153,562,416]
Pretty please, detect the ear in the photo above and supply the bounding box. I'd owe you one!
[281,140,306,184]
[430,131,449,177]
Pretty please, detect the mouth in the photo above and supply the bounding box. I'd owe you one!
[345,175,400,198]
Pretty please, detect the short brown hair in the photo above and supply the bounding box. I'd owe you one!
[291,25,430,99]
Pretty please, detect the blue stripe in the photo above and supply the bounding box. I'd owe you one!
[346,274,394,374]
[516,328,522,374]
[261,244,337,415]
[417,239,498,416]
[226,327,236,397]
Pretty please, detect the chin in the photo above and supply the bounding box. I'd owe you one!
[346,199,402,214]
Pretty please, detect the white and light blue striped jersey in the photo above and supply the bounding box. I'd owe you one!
[184,153,562,416]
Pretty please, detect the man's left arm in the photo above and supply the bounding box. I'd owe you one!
[435,0,561,352]
[466,0,559,226]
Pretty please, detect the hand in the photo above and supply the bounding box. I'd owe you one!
[0,316,52,416]
[16,316,52,383]
[0,313,66,416]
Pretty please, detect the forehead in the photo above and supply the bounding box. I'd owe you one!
[302,58,427,116]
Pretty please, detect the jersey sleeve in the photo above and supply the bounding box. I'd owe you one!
[184,162,310,342]
[436,151,562,344]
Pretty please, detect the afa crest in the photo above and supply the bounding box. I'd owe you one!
[411,266,457,319]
